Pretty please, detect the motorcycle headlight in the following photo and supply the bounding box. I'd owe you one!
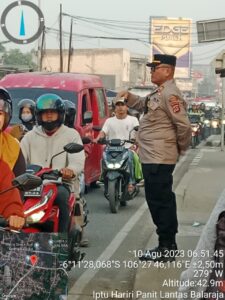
[212,121,218,128]
[193,127,198,132]
[204,120,210,124]
[106,163,115,169]
[24,189,53,215]
[114,163,121,169]
[26,211,45,224]
[222,120,225,125]
[106,162,122,169]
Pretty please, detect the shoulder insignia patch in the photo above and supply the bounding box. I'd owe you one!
[169,95,180,113]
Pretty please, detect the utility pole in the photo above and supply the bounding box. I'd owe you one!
[39,26,45,71]
[215,56,225,151]
[37,0,42,71]
[59,4,63,72]
[67,18,73,73]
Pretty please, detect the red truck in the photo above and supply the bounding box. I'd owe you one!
[0,72,109,186]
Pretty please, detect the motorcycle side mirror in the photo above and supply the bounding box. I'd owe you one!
[12,173,42,191]
[82,137,91,144]
[64,143,84,153]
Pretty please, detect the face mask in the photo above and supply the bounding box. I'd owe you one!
[42,120,59,131]
[21,114,33,122]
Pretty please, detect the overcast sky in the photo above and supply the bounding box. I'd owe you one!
[1,0,225,65]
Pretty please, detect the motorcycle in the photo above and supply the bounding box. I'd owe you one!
[211,118,221,135]
[188,114,202,148]
[99,127,140,213]
[0,172,42,230]
[191,122,201,149]
[21,142,86,264]
[203,119,211,138]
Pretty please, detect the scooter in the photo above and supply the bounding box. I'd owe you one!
[21,142,86,264]
[0,172,42,231]
[0,173,71,296]
[191,122,201,149]
[99,127,139,213]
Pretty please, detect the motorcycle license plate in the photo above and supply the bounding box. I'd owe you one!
[24,185,43,197]
[108,146,123,152]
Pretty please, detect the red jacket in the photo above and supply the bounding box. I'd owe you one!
[0,160,24,219]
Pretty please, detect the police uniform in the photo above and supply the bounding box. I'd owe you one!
[125,54,191,257]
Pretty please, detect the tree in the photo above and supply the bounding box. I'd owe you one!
[3,49,37,69]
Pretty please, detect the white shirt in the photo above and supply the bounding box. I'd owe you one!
[102,115,139,148]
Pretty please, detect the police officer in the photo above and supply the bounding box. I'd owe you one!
[117,54,191,262]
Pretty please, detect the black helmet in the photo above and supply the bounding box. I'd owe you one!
[36,93,65,131]
[64,100,76,128]
[18,98,35,122]
[0,87,12,131]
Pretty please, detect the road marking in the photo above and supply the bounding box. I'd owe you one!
[68,202,148,299]
[189,152,203,168]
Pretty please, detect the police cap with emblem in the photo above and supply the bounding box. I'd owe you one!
[146,54,176,67]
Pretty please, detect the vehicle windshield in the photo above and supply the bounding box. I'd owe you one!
[7,88,78,124]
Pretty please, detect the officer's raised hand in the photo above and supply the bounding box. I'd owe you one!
[116,90,129,101]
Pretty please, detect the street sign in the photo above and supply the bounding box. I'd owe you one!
[197,19,225,43]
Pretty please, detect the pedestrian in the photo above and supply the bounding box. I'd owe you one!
[117,54,191,262]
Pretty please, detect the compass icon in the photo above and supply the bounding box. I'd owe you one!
[1,0,45,44]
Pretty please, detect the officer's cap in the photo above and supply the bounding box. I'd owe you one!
[146,54,177,67]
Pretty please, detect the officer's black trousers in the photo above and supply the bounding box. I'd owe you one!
[142,163,178,247]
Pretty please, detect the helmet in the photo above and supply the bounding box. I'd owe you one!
[200,102,205,109]
[63,100,76,128]
[36,93,65,131]
[0,87,12,131]
[18,99,35,122]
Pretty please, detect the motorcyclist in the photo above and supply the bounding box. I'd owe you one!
[0,87,25,229]
[200,102,206,114]
[9,99,36,141]
[64,99,76,128]
[94,97,140,193]
[205,106,213,120]
[188,103,205,140]
[21,93,85,233]
[18,99,36,131]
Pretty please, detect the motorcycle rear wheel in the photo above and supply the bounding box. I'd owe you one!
[108,180,119,213]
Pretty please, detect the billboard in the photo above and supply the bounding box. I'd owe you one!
[150,18,192,78]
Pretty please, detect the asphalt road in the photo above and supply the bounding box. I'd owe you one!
[68,144,202,299]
